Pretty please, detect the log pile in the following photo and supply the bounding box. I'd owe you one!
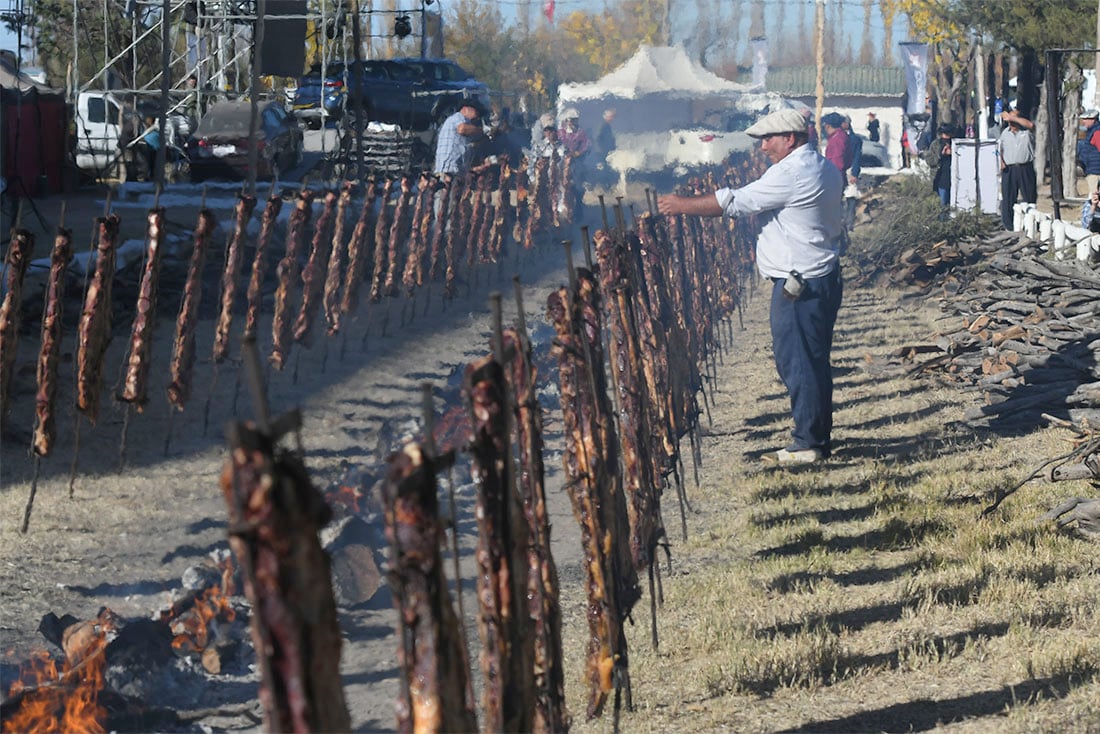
[867,232,1100,431]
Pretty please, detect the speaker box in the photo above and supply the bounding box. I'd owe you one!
[258,0,306,78]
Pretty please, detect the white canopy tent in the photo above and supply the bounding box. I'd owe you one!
[557,45,758,134]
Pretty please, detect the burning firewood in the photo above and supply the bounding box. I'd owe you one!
[383,442,478,734]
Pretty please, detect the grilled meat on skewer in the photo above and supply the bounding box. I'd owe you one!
[32,228,73,456]
[75,216,120,423]
[167,209,217,410]
[270,190,314,370]
[384,442,478,734]
[119,208,167,410]
[321,182,355,336]
[212,194,258,364]
[244,195,284,341]
[0,229,34,426]
[293,189,339,347]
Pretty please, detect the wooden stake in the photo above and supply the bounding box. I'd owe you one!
[118,404,132,472]
[202,364,220,437]
[21,456,42,533]
[163,406,176,457]
[68,415,82,499]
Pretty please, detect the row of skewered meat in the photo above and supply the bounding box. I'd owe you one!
[0,162,569,464]
[379,155,765,732]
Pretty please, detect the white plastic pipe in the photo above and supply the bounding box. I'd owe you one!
[1082,235,1100,262]
[1052,220,1067,260]
[1024,208,1038,239]
[1038,215,1053,242]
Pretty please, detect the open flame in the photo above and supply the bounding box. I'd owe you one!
[4,617,113,734]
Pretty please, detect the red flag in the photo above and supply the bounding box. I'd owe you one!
[543,0,555,23]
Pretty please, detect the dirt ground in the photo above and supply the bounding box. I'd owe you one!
[1,184,1098,732]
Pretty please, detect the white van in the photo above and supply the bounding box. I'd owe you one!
[74,91,134,176]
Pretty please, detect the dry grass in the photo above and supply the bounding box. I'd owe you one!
[561,249,1100,733]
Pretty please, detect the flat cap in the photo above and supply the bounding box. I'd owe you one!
[1083,109,1100,119]
[745,108,808,138]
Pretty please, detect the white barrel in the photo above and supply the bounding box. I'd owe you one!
[1039,215,1053,242]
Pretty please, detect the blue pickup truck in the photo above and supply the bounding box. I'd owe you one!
[288,58,490,131]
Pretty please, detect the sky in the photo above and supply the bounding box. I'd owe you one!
[1,0,912,76]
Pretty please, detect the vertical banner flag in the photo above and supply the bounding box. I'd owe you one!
[751,37,768,88]
[543,0,555,24]
[899,42,929,116]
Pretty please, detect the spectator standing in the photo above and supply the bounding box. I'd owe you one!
[866,111,880,142]
[998,108,1036,230]
[821,112,849,177]
[900,127,911,168]
[557,108,590,214]
[928,125,954,206]
[595,108,617,161]
[433,101,484,175]
[140,116,161,182]
[530,112,555,150]
[655,109,844,465]
[801,108,818,148]
[841,115,864,230]
[1077,109,1100,194]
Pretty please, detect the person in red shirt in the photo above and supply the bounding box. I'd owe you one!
[821,112,849,176]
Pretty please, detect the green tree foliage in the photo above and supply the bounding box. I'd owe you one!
[28,0,164,89]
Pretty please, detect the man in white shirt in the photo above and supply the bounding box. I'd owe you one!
[998,108,1036,230]
[657,108,844,465]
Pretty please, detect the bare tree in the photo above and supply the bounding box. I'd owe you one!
[860,0,875,65]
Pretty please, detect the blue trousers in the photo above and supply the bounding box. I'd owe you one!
[769,267,843,454]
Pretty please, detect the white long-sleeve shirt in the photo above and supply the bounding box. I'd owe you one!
[714,144,844,279]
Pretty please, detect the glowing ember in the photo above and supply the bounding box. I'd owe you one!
[162,584,237,658]
[329,483,365,514]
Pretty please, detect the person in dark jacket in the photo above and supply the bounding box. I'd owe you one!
[1077,109,1100,194]
[929,125,954,206]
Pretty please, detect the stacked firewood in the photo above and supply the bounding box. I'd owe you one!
[866,231,1100,431]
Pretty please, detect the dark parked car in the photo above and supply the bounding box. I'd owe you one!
[186,100,304,182]
[391,58,491,117]
[286,61,347,129]
[343,58,490,130]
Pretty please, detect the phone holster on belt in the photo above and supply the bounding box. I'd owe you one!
[782,270,805,301]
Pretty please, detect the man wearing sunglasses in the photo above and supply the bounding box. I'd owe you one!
[657,108,844,465]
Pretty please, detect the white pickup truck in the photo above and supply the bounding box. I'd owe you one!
[73,91,134,177]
